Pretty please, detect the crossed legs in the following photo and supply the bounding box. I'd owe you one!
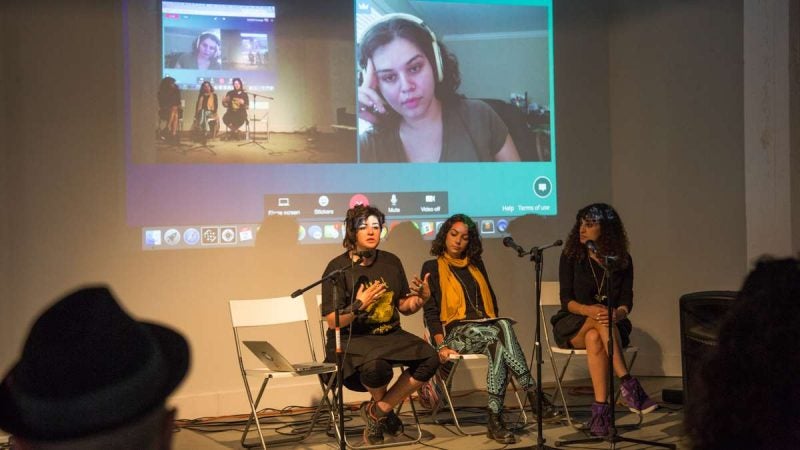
[366,369,424,414]
[569,317,628,403]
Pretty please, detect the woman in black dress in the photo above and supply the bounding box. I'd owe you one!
[320,205,438,445]
[157,76,181,144]
[552,203,656,437]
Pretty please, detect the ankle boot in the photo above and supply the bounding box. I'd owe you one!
[526,390,563,422]
[486,412,516,444]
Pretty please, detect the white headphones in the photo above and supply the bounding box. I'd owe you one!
[362,13,443,82]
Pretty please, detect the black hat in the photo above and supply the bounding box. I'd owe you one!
[0,286,190,441]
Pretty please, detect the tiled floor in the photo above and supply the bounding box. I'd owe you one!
[173,376,687,449]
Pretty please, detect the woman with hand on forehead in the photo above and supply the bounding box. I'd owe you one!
[320,205,439,445]
[551,203,657,437]
[421,214,561,444]
[357,14,520,162]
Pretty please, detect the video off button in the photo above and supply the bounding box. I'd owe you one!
[532,176,552,198]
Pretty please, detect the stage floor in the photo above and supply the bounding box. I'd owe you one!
[172,376,688,449]
[152,129,357,164]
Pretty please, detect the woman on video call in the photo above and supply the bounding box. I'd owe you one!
[357,14,520,163]
[175,32,222,70]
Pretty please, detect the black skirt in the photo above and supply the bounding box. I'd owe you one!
[325,328,436,391]
[550,310,632,349]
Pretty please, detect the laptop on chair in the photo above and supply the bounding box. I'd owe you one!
[243,340,332,373]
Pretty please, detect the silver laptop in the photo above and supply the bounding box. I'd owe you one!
[243,340,332,373]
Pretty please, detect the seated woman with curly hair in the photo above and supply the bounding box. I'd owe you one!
[422,213,561,444]
[551,203,657,437]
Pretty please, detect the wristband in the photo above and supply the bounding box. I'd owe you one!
[435,343,448,352]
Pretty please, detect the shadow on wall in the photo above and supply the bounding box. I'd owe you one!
[628,328,665,377]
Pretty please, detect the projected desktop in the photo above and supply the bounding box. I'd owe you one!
[125,0,557,251]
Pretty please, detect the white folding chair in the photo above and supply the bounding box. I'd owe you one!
[539,282,640,429]
[425,325,528,436]
[315,295,423,449]
[229,297,337,449]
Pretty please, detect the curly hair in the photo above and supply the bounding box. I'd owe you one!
[341,204,386,250]
[562,203,629,269]
[358,15,462,110]
[158,76,176,97]
[685,257,800,449]
[429,214,482,261]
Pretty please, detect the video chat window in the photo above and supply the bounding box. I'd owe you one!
[161,1,276,91]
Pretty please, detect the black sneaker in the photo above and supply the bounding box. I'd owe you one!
[383,409,404,437]
[359,401,384,445]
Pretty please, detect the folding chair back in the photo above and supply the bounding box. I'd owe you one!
[229,296,336,449]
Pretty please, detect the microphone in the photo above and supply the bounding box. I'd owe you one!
[534,239,564,252]
[585,240,618,261]
[502,236,526,257]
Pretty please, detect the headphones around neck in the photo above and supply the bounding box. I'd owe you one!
[362,12,443,82]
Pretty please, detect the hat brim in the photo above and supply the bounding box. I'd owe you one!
[0,322,190,441]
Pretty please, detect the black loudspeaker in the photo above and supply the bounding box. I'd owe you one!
[678,291,739,405]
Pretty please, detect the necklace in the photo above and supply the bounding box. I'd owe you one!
[589,258,608,303]
[451,266,484,318]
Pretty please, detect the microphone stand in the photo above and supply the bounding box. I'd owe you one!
[555,253,675,449]
[239,92,274,151]
[290,256,362,450]
[517,245,557,450]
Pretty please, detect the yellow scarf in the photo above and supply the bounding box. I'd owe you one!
[437,254,496,326]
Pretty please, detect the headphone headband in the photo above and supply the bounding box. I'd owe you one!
[361,13,443,82]
[195,32,221,59]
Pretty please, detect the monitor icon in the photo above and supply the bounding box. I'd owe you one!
[278,198,290,206]
[144,229,162,246]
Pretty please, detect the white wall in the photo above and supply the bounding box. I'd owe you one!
[3,0,795,422]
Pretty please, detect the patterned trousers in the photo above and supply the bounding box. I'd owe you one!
[444,319,534,413]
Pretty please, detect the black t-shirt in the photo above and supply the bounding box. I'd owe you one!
[321,250,410,335]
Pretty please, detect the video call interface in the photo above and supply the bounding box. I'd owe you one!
[162,1,275,91]
[126,0,556,250]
